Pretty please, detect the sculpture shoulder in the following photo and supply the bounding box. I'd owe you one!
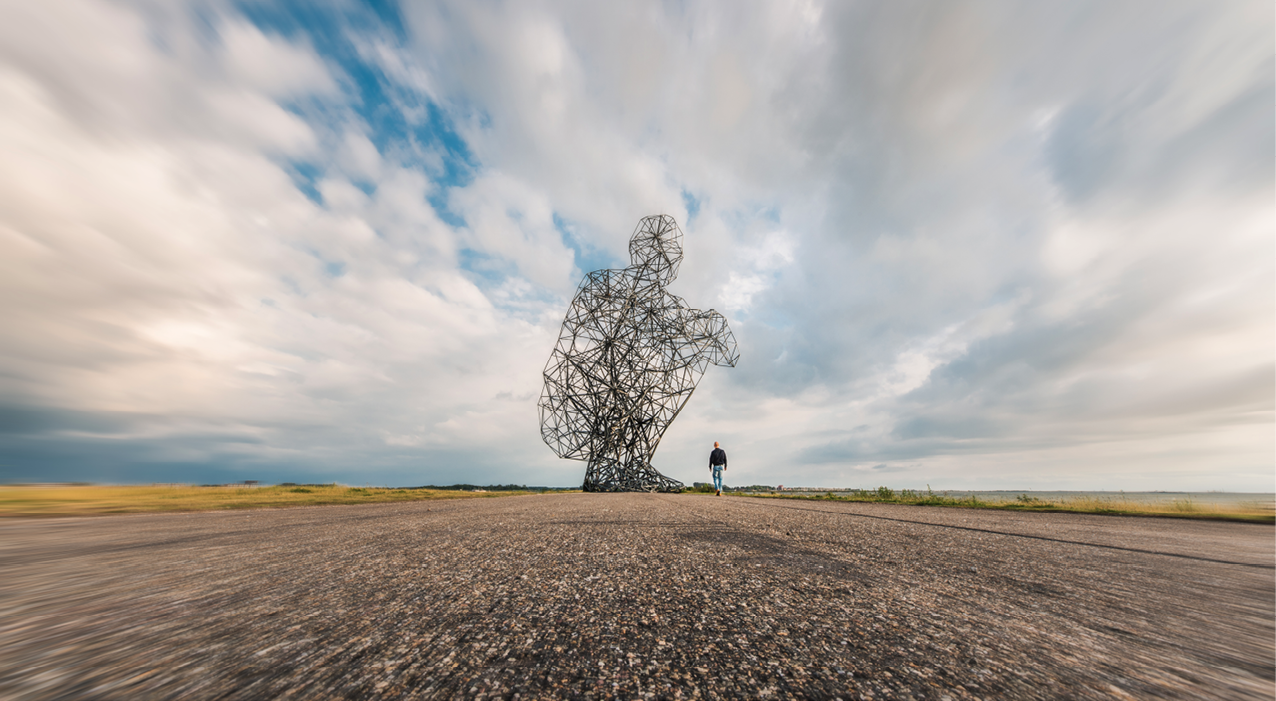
[572,268,632,300]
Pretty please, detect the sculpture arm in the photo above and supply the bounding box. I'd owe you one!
[683,308,739,367]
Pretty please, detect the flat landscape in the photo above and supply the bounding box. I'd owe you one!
[1,493,1272,700]
[0,484,541,517]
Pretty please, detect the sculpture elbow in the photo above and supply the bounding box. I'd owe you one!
[713,349,739,368]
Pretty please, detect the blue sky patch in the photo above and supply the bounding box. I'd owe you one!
[555,213,624,274]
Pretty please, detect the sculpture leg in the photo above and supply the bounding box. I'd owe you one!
[629,460,684,492]
[582,456,622,492]
[582,454,683,493]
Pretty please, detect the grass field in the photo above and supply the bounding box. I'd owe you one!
[0,484,544,518]
[741,487,1275,523]
[3,483,1271,522]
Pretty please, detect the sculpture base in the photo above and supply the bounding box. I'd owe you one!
[582,460,684,493]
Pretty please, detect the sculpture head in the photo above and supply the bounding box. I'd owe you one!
[629,214,683,284]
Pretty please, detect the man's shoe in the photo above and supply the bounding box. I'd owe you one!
[716,490,720,496]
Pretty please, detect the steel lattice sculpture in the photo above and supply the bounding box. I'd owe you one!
[539,214,739,492]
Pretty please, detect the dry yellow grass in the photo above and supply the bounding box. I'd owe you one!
[0,484,540,518]
[1033,494,1275,521]
[748,489,1274,523]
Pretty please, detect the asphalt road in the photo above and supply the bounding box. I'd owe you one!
[1,493,1272,700]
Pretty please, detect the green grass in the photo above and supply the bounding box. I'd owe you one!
[737,487,1275,523]
[0,483,547,518]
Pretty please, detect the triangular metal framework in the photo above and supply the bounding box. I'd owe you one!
[539,215,739,492]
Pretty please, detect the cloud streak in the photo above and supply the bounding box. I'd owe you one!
[0,0,1270,490]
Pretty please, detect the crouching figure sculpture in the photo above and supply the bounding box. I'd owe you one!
[539,214,739,492]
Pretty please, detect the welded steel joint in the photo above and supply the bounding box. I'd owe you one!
[539,214,739,492]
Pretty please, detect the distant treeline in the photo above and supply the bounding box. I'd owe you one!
[405,484,567,492]
[692,482,776,491]
[267,483,568,491]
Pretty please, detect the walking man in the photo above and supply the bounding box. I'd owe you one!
[709,441,728,496]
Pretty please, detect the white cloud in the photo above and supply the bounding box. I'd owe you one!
[0,0,574,485]
[0,0,1269,491]
[219,19,339,99]
[718,230,795,312]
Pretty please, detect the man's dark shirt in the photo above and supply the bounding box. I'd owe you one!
[709,448,727,467]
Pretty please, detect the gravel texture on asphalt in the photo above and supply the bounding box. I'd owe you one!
[1,493,1272,700]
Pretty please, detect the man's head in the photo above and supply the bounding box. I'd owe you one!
[629,214,683,284]
[714,441,719,448]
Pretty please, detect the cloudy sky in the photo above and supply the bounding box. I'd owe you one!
[1,0,1271,490]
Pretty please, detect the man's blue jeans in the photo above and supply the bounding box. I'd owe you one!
[712,466,723,492]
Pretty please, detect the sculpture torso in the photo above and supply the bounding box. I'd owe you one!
[564,267,699,447]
